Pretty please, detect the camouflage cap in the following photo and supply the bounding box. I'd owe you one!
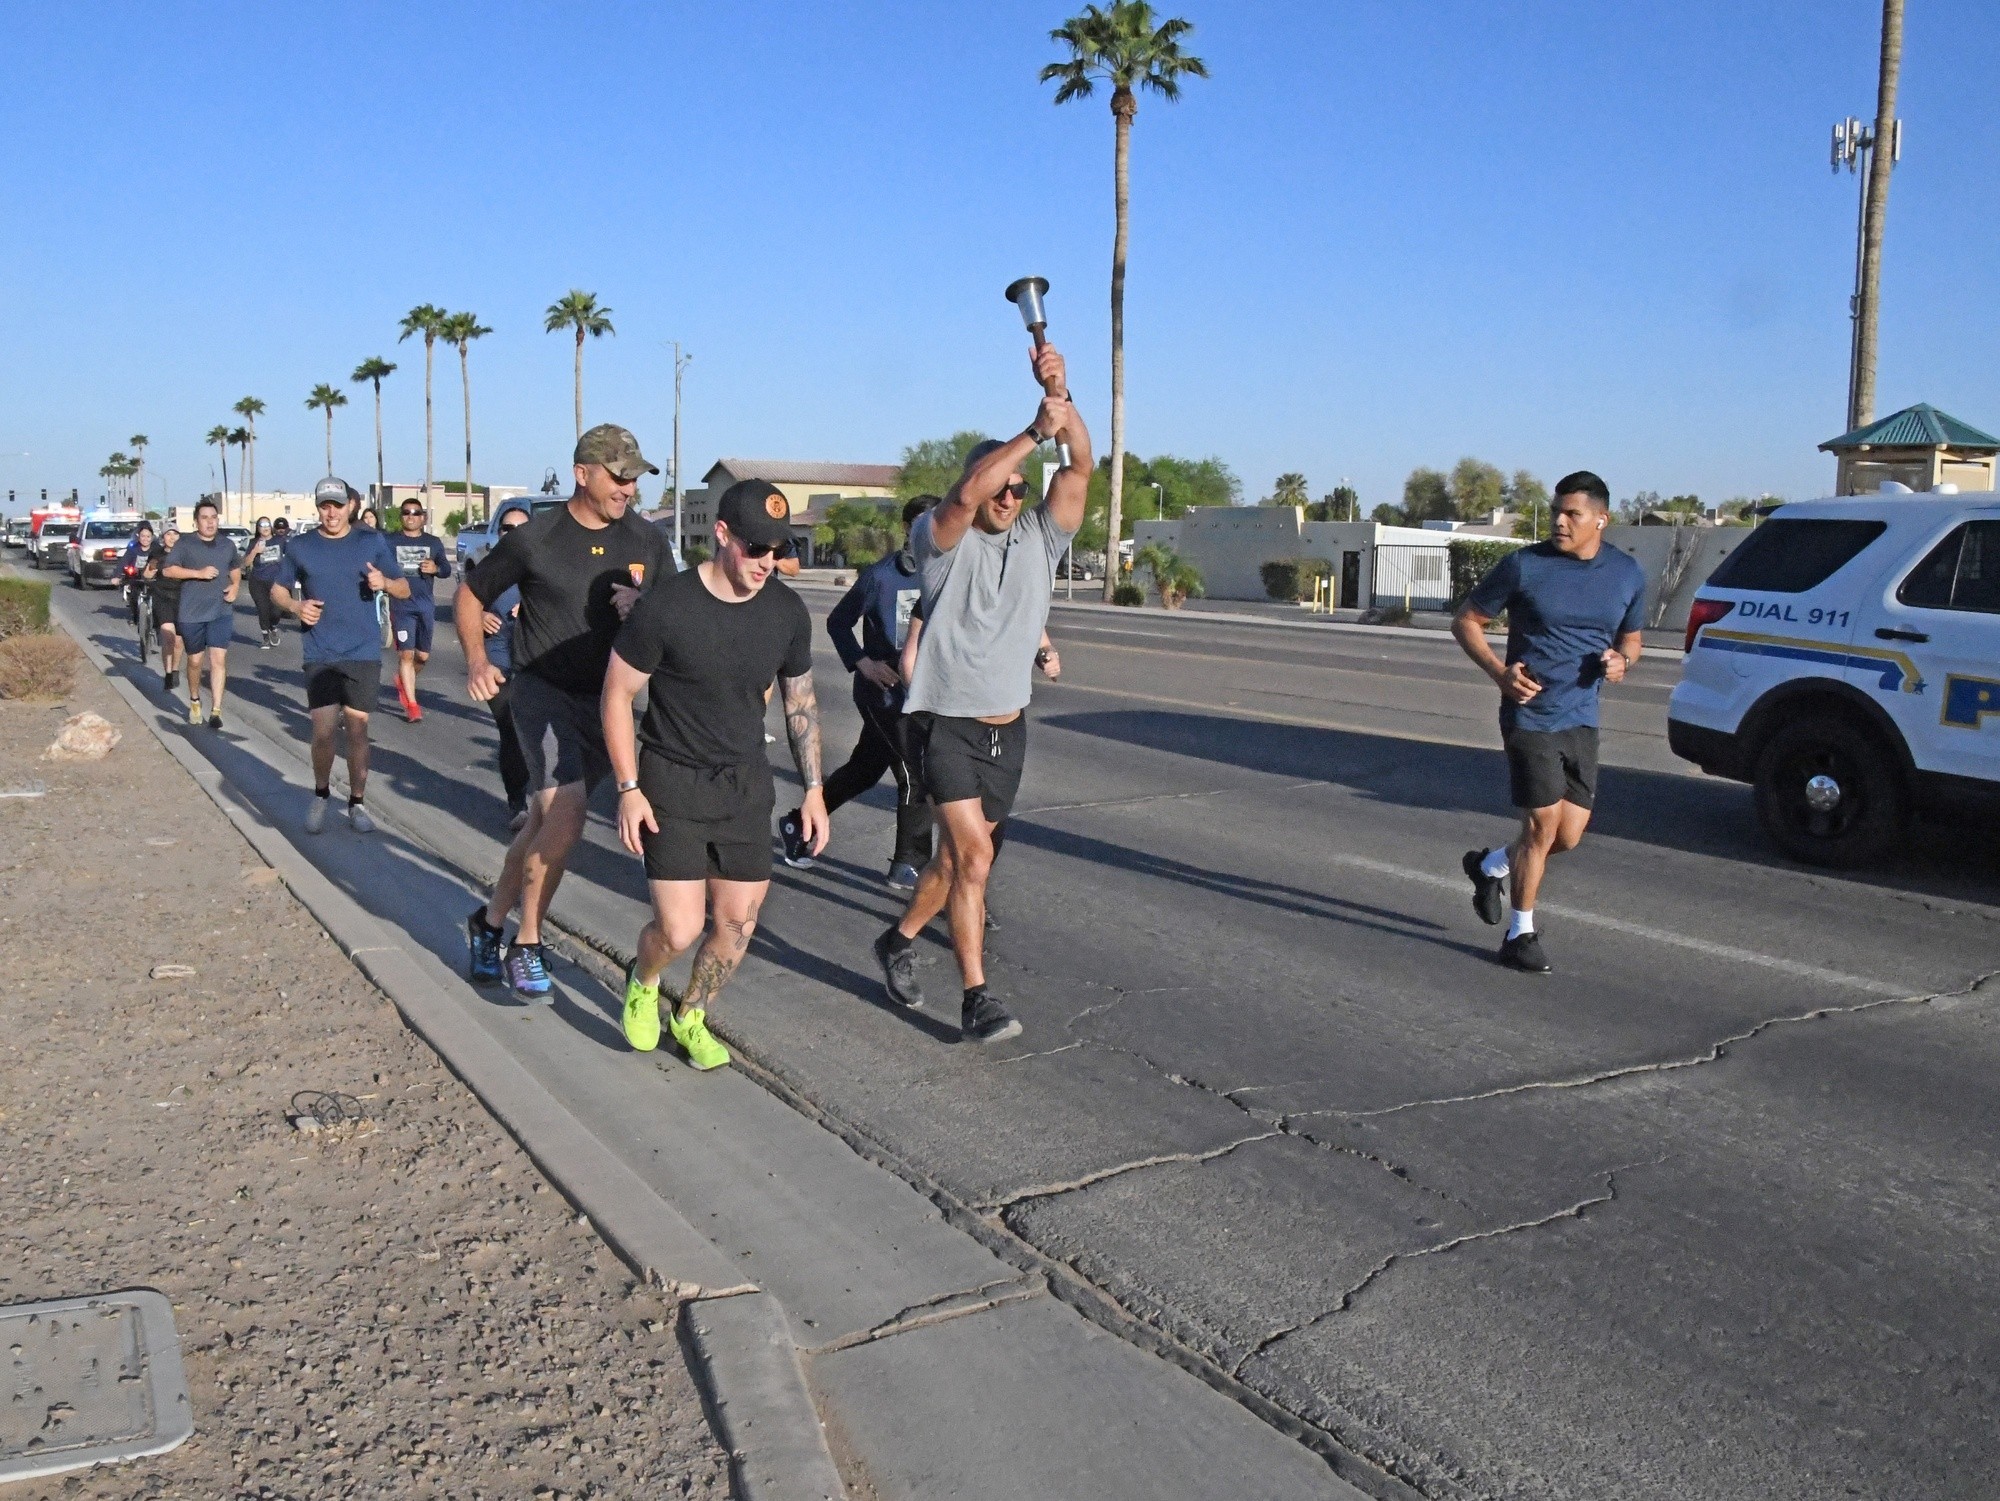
[573,423,659,482]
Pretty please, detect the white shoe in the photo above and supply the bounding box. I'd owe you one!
[347,804,376,834]
[305,797,329,835]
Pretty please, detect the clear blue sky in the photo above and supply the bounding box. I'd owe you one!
[4,1,1997,516]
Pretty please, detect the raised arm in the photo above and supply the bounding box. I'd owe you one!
[780,670,829,855]
[1031,344,1091,537]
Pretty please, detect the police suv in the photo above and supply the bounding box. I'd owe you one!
[1669,490,1999,867]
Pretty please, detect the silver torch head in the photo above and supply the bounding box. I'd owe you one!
[1004,276,1051,333]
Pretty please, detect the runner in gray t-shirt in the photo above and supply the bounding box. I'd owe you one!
[162,498,243,729]
[873,342,1092,1045]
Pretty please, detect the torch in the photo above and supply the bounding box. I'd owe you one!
[1004,276,1071,470]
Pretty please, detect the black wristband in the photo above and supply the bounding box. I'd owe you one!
[1025,424,1047,445]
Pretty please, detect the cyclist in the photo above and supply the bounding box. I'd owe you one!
[121,521,156,633]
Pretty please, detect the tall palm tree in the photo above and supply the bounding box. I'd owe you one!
[442,311,493,522]
[206,424,232,514]
[1853,0,1903,428]
[128,434,148,510]
[351,357,397,498]
[398,304,449,504]
[304,384,347,476]
[1043,3,1207,600]
[228,427,252,513]
[231,397,264,511]
[543,289,615,439]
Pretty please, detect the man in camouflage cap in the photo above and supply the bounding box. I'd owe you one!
[454,422,674,997]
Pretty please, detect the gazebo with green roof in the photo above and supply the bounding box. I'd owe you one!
[1820,402,2000,496]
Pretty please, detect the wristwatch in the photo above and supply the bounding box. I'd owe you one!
[616,779,641,795]
[1025,423,1048,445]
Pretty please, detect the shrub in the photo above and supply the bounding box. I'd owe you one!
[683,542,711,566]
[1134,542,1204,609]
[1371,601,1412,627]
[1447,538,1523,606]
[440,508,469,536]
[0,577,52,639]
[1259,556,1333,602]
[0,633,79,699]
[1112,582,1146,607]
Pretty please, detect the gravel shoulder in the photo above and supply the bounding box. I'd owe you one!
[0,662,728,1500]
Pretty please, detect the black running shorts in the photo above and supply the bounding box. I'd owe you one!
[911,712,1027,824]
[304,659,382,713]
[1503,725,1599,811]
[637,750,774,883]
[510,670,612,794]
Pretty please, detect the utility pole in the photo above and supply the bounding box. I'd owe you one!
[1833,0,1904,430]
[668,342,692,560]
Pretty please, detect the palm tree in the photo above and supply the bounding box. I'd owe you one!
[128,434,149,510]
[1853,0,1903,428]
[351,357,397,497]
[441,311,493,522]
[231,397,264,512]
[228,427,252,513]
[304,384,347,476]
[1043,3,1207,601]
[398,304,449,504]
[206,424,232,514]
[543,289,615,439]
[1269,472,1309,507]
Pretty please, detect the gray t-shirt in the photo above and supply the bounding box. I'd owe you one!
[904,503,1076,719]
[166,533,241,625]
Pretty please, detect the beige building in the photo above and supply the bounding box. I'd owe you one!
[677,459,899,562]
[371,482,535,522]
[179,491,317,531]
[1821,402,1999,495]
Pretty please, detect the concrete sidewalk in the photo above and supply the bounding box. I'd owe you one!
[47,589,1381,1498]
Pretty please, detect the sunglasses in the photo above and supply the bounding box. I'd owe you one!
[742,539,796,560]
[400,509,424,519]
[1002,480,1028,500]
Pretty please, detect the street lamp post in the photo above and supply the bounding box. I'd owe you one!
[1831,1,1904,431]
[1146,480,1164,522]
[667,341,692,561]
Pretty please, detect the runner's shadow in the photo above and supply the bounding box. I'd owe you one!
[748,926,962,1043]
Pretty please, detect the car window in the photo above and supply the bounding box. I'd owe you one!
[85,520,140,540]
[1898,521,2000,614]
[1705,518,1888,594]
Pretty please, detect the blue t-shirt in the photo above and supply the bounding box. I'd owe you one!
[1465,541,1647,732]
[248,532,290,581]
[387,531,452,611]
[485,584,520,674]
[275,527,404,663]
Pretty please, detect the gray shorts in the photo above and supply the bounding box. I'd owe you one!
[509,671,611,795]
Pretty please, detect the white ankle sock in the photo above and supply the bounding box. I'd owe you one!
[1506,910,1535,940]
[1480,847,1511,879]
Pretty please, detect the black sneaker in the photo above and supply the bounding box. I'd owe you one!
[874,928,923,1008]
[884,860,921,893]
[962,989,1022,1044]
[163,666,179,692]
[777,809,815,869]
[1499,932,1551,974]
[1462,849,1505,926]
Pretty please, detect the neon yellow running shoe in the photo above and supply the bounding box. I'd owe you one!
[667,1006,731,1071]
[187,699,203,725]
[622,959,661,1053]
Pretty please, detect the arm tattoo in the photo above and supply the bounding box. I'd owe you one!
[780,671,822,788]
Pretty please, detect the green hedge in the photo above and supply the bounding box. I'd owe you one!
[1112,582,1146,607]
[1259,555,1334,602]
[1447,538,1523,606]
[0,577,52,638]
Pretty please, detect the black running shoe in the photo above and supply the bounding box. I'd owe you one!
[777,809,815,869]
[1463,849,1505,926]
[874,928,923,1008]
[962,989,1022,1044]
[163,665,179,692]
[1499,932,1551,974]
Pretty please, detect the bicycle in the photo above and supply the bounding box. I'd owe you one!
[126,570,155,666]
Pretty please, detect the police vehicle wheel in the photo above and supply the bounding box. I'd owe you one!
[1752,715,1903,869]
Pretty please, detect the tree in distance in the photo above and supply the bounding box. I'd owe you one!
[398,304,449,502]
[544,290,614,439]
[205,424,232,509]
[1371,501,1405,526]
[1399,467,1452,525]
[233,396,264,512]
[1506,470,1550,540]
[304,384,348,476]
[816,500,903,568]
[442,312,492,522]
[1077,451,1237,553]
[228,428,251,512]
[351,357,397,497]
[128,434,149,510]
[896,430,994,503]
[1043,1,1208,603]
[1262,472,1310,508]
[1448,456,1507,522]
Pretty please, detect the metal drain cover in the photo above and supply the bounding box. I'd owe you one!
[0,1290,193,1483]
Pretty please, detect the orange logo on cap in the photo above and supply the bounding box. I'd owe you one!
[764,494,788,520]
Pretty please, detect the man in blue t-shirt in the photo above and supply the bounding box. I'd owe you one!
[1453,470,1646,973]
[387,497,452,723]
[271,477,410,835]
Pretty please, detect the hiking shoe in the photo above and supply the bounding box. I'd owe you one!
[347,804,376,834]
[622,959,661,1052]
[667,1006,731,1071]
[874,928,923,1009]
[505,941,552,999]
[1499,932,1552,974]
[1463,849,1506,926]
[884,860,921,893]
[466,907,504,985]
[305,796,330,836]
[962,989,1022,1044]
[777,809,814,869]
[187,700,203,725]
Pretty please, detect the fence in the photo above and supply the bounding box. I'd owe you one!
[1371,544,1453,611]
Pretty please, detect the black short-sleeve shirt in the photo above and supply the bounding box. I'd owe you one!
[469,504,670,693]
[614,568,814,769]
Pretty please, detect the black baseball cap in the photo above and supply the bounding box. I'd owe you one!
[716,479,794,548]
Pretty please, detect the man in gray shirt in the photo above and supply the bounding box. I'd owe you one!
[163,497,243,729]
[874,343,1092,1044]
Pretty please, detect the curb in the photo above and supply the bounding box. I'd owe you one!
[53,603,849,1501]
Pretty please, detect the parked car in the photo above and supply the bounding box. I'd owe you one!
[453,498,563,569]
[67,513,144,587]
[1668,490,2000,867]
[220,526,253,556]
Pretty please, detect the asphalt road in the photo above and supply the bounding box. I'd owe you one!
[47,565,2000,1500]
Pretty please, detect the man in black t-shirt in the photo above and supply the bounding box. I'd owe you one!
[454,423,668,999]
[601,479,824,1071]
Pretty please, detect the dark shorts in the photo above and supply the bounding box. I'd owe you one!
[179,616,232,653]
[1504,725,1599,811]
[511,670,611,795]
[637,750,774,882]
[304,659,382,713]
[912,713,1028,824]
[390,606,434,655]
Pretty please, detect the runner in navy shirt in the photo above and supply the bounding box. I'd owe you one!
[387,498,452,722]
[1453,470,1646,974]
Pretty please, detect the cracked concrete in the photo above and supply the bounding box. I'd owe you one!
[979,1132,1283,1211]
[808,1276,1045,1355]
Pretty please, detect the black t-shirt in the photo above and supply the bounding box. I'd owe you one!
[469,504,670,693]
[145,542,182,613]
[614,567,814,769]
